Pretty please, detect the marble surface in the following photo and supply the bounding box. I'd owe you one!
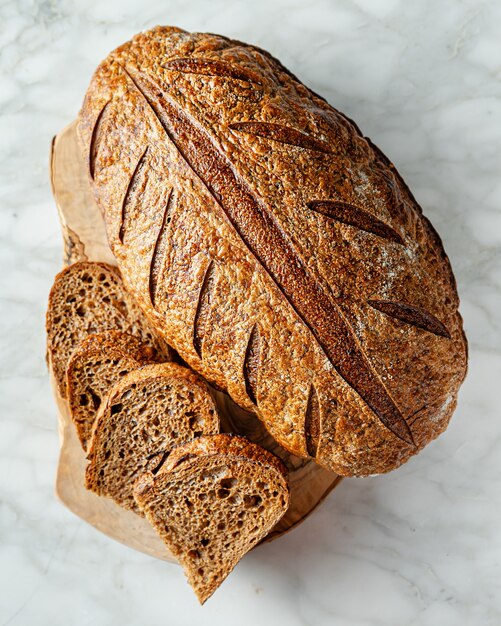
[1,0,500,624]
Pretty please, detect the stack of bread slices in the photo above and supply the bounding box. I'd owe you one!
[46,261,290,603]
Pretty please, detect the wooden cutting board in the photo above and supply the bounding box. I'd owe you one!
[49,121,343,563]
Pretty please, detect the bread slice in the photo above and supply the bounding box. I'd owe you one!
[133,434,290,604]
[85,362,219,512]
[46,261,171,398]
[66,330,158,450]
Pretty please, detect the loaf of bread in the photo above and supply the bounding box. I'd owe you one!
[134,434,290,603]
[78,26,467,476]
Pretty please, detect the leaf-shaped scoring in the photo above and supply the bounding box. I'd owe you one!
[119,146,149,243]
[369,300,450,338]
[193,260,217,358]
[229,121,332,153]
[304,384,321,458]
[308,200,403,244]
[149,188,175,307]
[243,324,261,405]
[89,100,111,180]
[118,64,415,446]
[164,57,263,85]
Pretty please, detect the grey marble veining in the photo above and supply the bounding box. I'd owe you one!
[1,0,500,624]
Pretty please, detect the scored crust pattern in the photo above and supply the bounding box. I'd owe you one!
[78,27,467,476]
[120,65,416,446]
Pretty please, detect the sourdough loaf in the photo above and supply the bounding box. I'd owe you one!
[66,330,157,449]
[78,26,468,476]
[86,362,219,512]
[134,434,289,603]
[46,261,171,398]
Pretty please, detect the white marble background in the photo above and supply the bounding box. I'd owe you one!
[1,0,500,624]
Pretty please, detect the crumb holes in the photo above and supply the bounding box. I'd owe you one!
[75,305,86,317]
[118,450,125,459]
[200,538,210,547]
[79,394,89,407]
[193,431,203,438]
[188,415,205,429]
[244,495,262,508]
[118,370,128,377]
[197,568,204,576]
[272,491,278,497]
[187,549,200,559]
[170,543,181,556]
[237,520,243,528]
[198,493,207,501]
[188,391,195,402]
[184,497,193,510]
[220,477,237,490]
[98,273,106,281]
[111,403,123,415]
[90,391,101,411]
[217,488,230,499]
[217,522,225,531]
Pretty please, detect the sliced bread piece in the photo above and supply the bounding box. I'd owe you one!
[85,362,219,512]
[46,261,171,398]
[133,434,290,604]
[66,330,158,450]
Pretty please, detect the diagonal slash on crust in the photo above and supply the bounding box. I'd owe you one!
[117,63,416,446]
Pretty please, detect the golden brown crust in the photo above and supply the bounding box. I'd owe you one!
[159,433,288,479]
[78,27,468,476]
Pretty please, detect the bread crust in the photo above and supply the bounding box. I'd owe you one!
[78,26,468,475]
[157,433,288,479]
